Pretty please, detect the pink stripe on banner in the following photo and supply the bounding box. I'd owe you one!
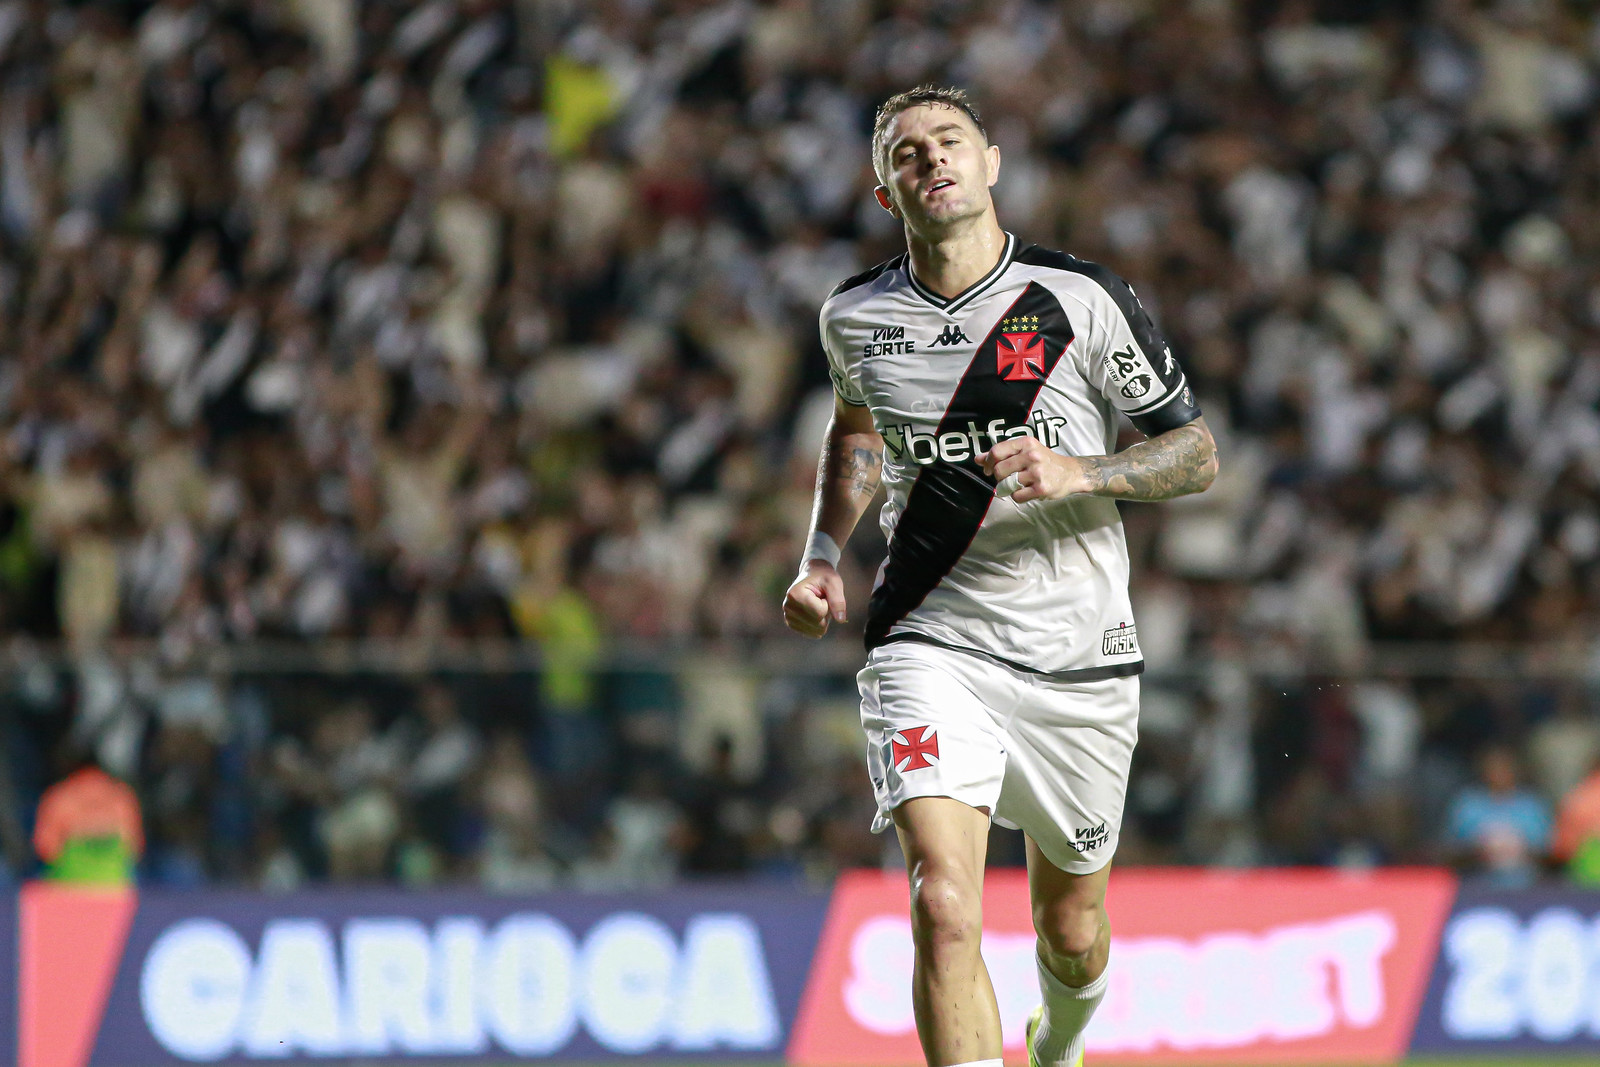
[19,883,138,1067]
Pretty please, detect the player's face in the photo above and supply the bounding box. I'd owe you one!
[875,105,1001,232]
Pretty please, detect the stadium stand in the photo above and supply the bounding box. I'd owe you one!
[1,0,1598,887]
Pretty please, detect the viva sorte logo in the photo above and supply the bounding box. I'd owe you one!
[1070,822,1109,853]
[882,412,1069,466]
[863,325,916,357]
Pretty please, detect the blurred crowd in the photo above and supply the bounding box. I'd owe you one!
[3,0,1600,887]
[7,660,1600,889]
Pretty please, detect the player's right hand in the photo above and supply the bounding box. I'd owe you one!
[783,561,847,638]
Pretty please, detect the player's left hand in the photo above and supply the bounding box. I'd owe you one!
[977,435,1090,502]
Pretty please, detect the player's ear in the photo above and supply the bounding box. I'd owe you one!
[874,185,898,217]
[985,143,1001,188]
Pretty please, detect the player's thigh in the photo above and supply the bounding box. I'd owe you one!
[1026,834,1111,956]
[893,795,992,940]
[893,795,993,883]
[859,642,1010,835]
[996,675,1138,875]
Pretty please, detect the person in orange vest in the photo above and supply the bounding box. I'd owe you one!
[33,762,144,885]
[1554,756,1600,887]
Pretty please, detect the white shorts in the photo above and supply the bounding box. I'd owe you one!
[859,639,1139,875]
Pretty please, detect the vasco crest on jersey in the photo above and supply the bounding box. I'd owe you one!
[996,315,1046,381]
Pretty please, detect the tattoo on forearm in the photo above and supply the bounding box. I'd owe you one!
[1080,423,1217,501]
[837,445,883,499]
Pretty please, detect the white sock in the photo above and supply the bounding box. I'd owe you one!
[1031,953,1109,1067]
[944,1060,1003,1067]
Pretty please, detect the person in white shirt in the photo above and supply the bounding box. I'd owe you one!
[783,86,1218,1067]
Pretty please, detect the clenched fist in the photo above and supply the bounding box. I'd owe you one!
[978,435,1091,503]
[783,561,847,638]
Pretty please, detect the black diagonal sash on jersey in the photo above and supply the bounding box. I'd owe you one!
[865,281,1075,649]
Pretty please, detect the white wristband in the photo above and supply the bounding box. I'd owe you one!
[801,530,842,570]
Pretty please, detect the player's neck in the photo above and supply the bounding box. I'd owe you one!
[904,215,1007,300]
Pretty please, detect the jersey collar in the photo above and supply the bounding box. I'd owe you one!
[904,231,1017,317]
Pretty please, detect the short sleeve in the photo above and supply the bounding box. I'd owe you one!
[820,307,868,407]
[1079,269,1201,436]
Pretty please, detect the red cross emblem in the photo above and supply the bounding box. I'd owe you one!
[998,331,1046,381]
[892,725,940,772]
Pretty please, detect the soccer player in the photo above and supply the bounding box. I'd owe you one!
[783,86,1218,1067]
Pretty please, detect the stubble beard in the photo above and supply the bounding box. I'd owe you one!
[898,188,990,242]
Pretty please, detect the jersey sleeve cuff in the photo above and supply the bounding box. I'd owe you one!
[1128,385,1203,436]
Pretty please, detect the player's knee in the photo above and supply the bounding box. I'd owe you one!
[909,872,982,950]
[1034,897,1102,962]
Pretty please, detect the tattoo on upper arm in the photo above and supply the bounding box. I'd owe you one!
[1080,423,1217,501]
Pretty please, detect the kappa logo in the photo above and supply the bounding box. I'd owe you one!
[891,726,940,772]
[1070,823,1109,853]
[1120,373,1152,400]
[1102,623,1139,656]
[928,324,971,348]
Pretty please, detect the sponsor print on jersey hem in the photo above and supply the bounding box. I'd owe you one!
[1101,622,1139,657]
[878,630,1146,681]
[864,280,1072,650]
[904,232,1017,315]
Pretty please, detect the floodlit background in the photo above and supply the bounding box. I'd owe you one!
[3,1,1600,1065]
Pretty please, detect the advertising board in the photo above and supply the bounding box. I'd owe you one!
[1411,884,1600,1055]
[41,868,1600,1065]
[18,884,828,1067]
[787,868,1456,1065]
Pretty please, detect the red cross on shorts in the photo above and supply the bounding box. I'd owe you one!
[892,726,940,772]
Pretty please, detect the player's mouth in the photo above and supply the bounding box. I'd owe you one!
[924,176,957,197]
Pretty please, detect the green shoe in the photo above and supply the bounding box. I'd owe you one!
[1024,1007,1084,1067]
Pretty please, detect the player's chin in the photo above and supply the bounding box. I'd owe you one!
[923,198,973,219]
[912,199,979,227]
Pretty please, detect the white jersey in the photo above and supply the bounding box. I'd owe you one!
[822,232,1202,678]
